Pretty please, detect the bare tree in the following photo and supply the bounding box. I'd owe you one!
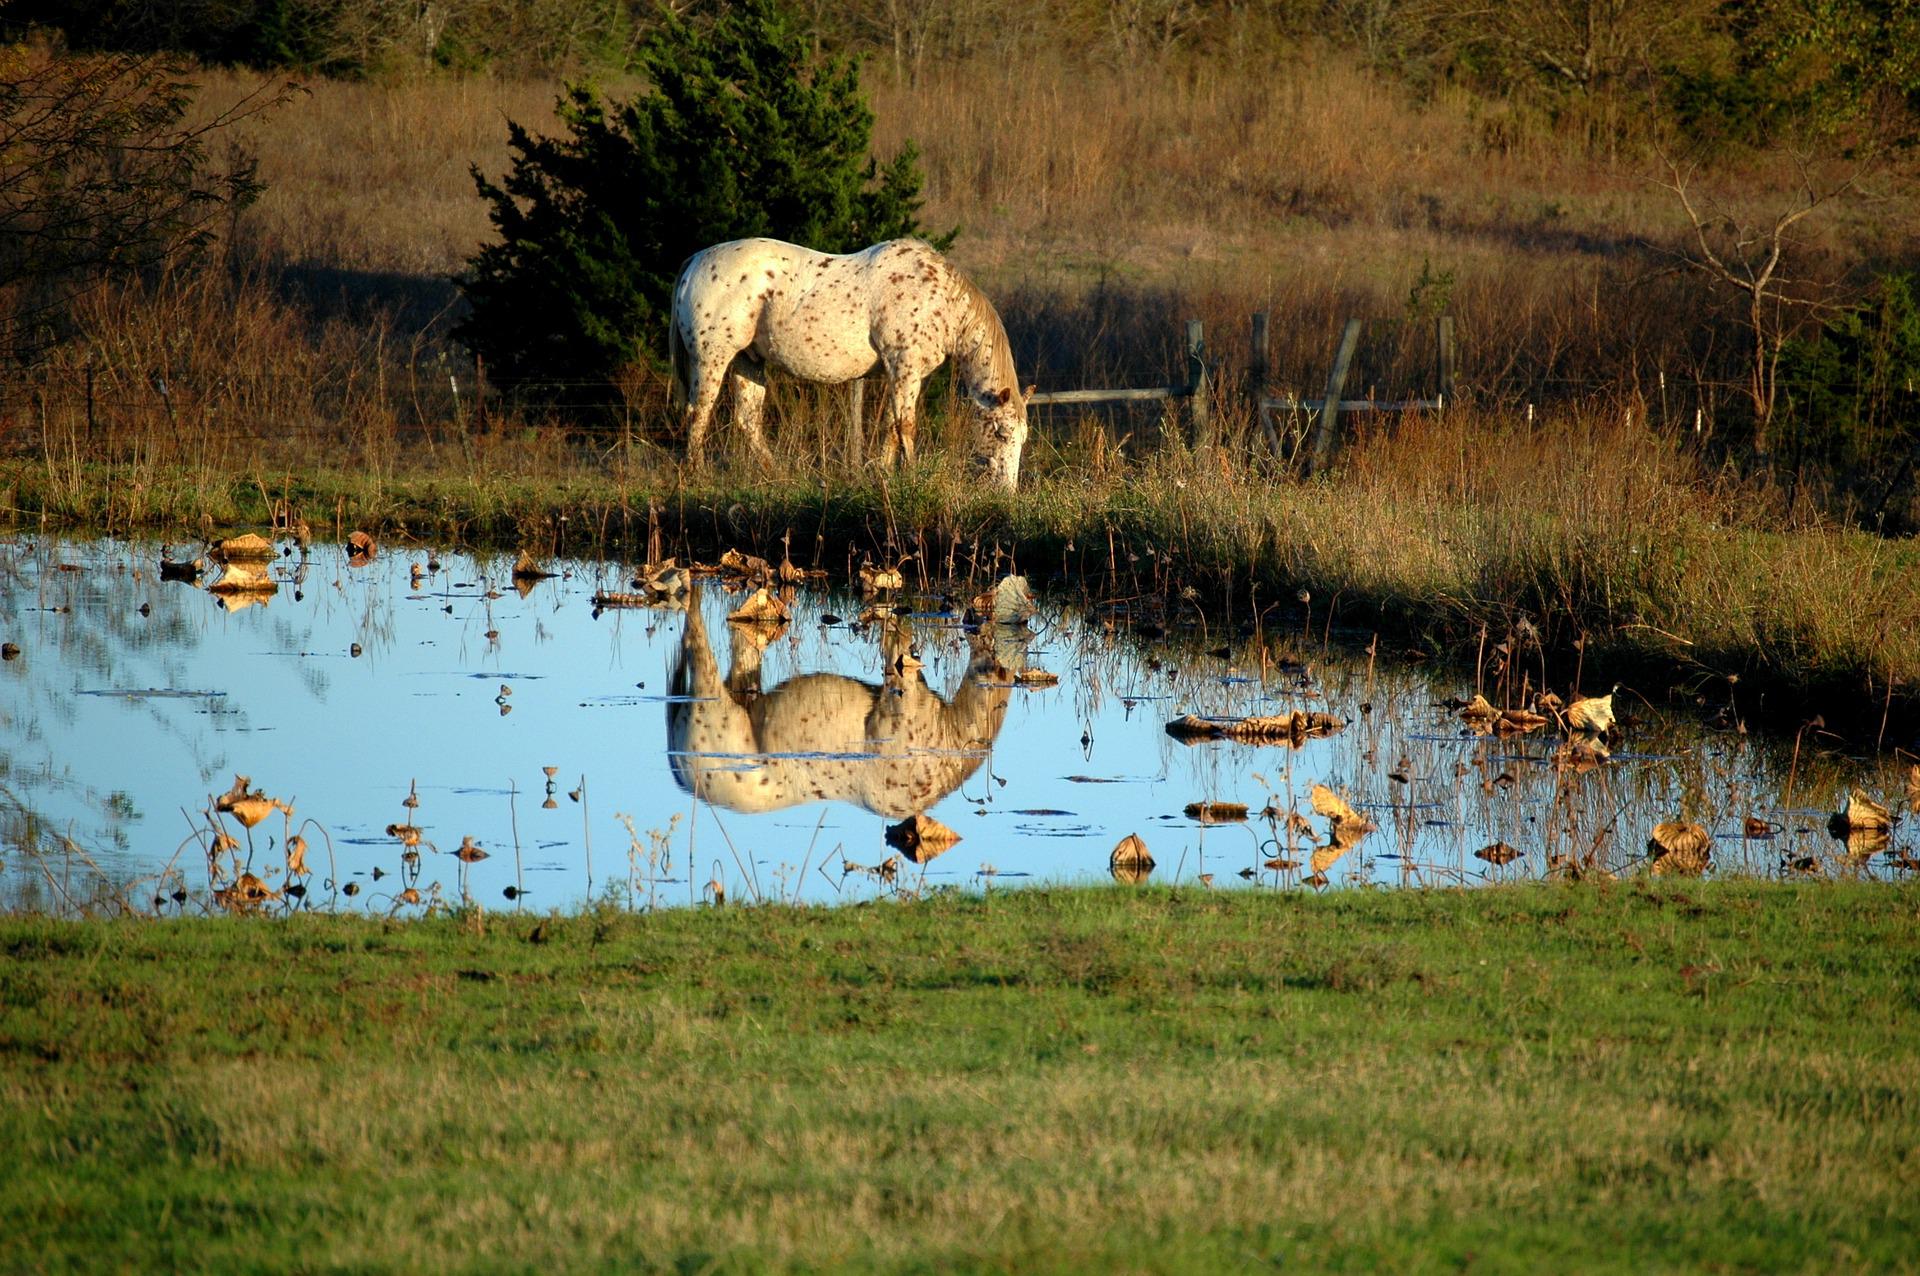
[1658,150,1868,456]
[0,45,295,362]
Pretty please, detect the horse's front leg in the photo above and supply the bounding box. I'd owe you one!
[883,372,925,466]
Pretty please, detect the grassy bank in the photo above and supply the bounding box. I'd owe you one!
[5,403,1917,738]
[2,883,1917,1271]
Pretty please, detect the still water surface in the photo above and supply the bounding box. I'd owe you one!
[0,536,1909,912]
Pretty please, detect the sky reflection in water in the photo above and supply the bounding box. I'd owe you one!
[0,535,1909,913]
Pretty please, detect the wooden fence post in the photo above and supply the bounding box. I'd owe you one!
[1250,311,1281,458]
[1185,319,1210,450]
[847,377,865,466]
[1306,318,1361,476]
[1435,315,1455,407]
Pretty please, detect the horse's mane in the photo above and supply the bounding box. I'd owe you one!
[944,260,1019,390]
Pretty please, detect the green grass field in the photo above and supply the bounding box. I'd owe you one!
[3,882,1917,1272]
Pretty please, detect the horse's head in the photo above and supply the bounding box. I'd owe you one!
[970,384,1034,492]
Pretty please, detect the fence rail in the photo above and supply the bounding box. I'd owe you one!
[1023,312,1455,468]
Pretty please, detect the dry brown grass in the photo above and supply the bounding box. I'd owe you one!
[162,52,1905,429]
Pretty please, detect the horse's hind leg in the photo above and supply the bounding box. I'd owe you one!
[682,352,728,469]
[729,361,776,470]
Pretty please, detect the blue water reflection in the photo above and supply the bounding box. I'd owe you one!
[0,535,1906,913]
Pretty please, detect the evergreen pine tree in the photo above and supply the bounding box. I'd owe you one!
[455,0,934,401]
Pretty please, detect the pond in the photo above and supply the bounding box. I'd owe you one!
[0,534,1912,915]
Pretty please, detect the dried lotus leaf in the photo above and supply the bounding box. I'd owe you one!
[1648,820,1711,876]
[884,814,962,864]
[1183,801,1249,823]
[727,587,790,625]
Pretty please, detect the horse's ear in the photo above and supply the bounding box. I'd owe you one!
[996,386,1012,405]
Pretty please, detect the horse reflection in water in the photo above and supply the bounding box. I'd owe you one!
[668,591,1027,818]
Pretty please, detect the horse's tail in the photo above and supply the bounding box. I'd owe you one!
[667,309,687,410]
[666,249,702,410]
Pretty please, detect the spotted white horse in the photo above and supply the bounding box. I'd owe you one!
[667,589,1025,819]
[668,237,1033,489]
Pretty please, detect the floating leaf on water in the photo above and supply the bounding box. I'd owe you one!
[1165,710,1342,745]
[591,590,662,610]
[511,550,552,580]
[208,561,277,594]
[159,556,202,582]
[1828,788,1891,836]
[213,872,278,912]
[1456,694,1499,725]
[1013,668,1059,687]
[1566,687,1618,736]
[1494,707,1550,735]
[455,836,488,863]
[727,587,790,626]
[1836,825,1891,862]
[1648,820,1711,877]
[1263,856,1300,871]
[1165,714,1221,740]
[214,532,274,561]
[1110,832,1154,883]
[858,560,906,594]
[1474,842,1523,866]
[719,548,772,583]
[640,560,690,598]
[1309,841,1349,875]
[346,530,377,563]
[1309,784,1362,828]
[966,575,1035,626]
[1552,739,1610,770]
[1743,815,1777,839]
[1183,801,1249,823]
[884,813,962,864]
